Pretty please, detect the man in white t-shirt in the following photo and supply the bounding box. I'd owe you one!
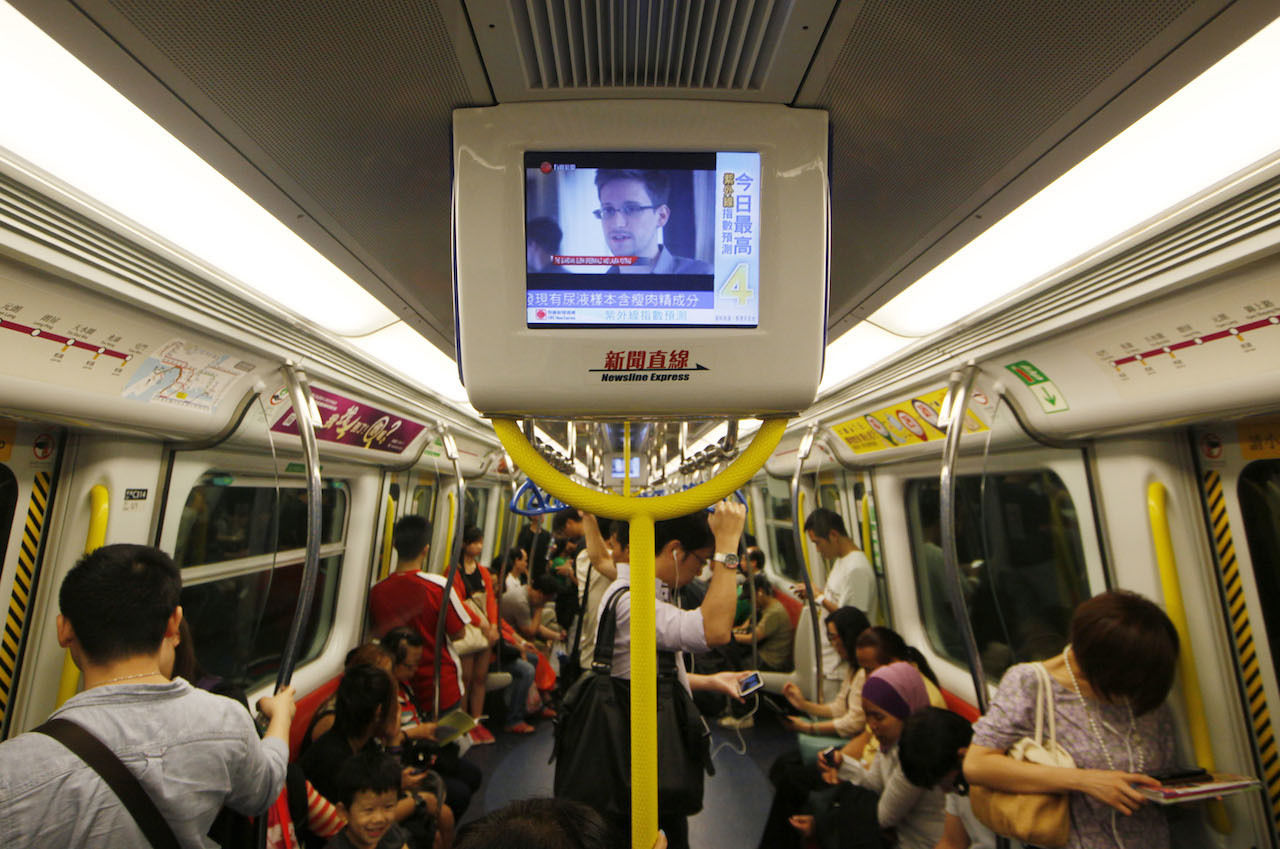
[798,508,878,691]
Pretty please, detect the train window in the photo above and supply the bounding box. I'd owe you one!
[172,481,347,568]
[760,476,803,582]
[411,483,436,521]
[464,487,490,535]
[908,470,1090,679]
[0,464,16,563]
[1238,460,1280,684]
[173,477,349,691]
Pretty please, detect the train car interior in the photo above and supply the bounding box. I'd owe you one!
[2,1,1280,847]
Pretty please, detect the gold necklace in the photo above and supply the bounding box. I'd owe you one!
[99,670,163,686]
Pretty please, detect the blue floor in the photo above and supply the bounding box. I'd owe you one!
[458,704,795,848]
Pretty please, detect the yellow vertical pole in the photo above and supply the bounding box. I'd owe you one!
[1148,482,1230,834]
[379,494,396,580]
[56,484,109,706]
[629,514,657,848]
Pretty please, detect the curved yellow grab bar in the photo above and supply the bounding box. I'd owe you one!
[1148,481,1229,834]
[380,494,396,580]
[56,485,110,707]
[444,490,457,574]
[492,417,786,849]
[860,486,872,560]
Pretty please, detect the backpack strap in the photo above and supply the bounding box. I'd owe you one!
[592,586,681,680]
[35,717,182,849]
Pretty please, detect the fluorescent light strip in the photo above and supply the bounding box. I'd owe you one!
[865,16,1280,339]
[0,3,396,338]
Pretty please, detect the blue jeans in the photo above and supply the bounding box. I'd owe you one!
[501,656,536,726]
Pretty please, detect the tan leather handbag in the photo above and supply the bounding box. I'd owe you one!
[970,662,1075,848]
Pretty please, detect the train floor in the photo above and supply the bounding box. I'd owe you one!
[458,700,795,846]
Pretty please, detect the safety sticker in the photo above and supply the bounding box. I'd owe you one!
[1005,360,1069,414]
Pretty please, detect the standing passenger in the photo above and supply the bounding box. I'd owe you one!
[798,508,878,694]
[592,500,751,849]
[0,544,294,848]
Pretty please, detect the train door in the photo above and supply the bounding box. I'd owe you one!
[0,420,62,738]
[1194,418,1280,842]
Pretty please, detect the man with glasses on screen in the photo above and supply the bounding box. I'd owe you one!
[594,169,712,274]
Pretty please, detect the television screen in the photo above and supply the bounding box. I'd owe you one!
[524,151,761,329]
[610,455,642,480]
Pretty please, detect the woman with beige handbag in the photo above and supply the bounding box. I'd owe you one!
[963,591,1180,848]
[451,526,503,743]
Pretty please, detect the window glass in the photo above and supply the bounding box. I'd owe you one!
[464,487,490,535]
[412,484,436,521]
[0,464,16,563]
[173,481,347,568]
[180,555,342,690]
[761,476,803,581]
[908,470,1090,679]
[1238,459,1280,689]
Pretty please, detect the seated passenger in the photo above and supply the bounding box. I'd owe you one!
[843,626,946,767]
[308,642,396,745]
[451,525,500,744]
[326,750,412,849]
[780,606,872,744]
[796,663,945,849]
[381,627,483,818]
[0,544,293,848]
[733,549,768,626]
[300,664,450,849]
[501,574,568,652]
[897,707,995,849]
[370,516,471,720]
[730,574,795,672]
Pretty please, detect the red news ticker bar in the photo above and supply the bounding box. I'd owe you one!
[0,318,131,361]
[1111,316,1279,367]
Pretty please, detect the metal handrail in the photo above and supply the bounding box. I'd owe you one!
[432,427,467,721]
[789,424,826,701]
[274,365,323,693]
[939,364,990,712]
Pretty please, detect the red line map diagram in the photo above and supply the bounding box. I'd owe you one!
[1110,315,1279,367]
[0,318,131,361]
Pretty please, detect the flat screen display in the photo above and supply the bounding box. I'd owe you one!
[610,455,642,480]
[524,151,761,328]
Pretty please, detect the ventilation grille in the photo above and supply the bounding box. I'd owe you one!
[814,169,1280,416]
[0,166,489,440]
[506,0,792,90]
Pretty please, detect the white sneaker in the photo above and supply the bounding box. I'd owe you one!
[717,714,755,729]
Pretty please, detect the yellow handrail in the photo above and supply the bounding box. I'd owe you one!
[56,485,110,707]
[444,490,456,575]
[1148,481,1230,834]
[379,494,396,580]
[493,416,786,849]
[860,484,872,559]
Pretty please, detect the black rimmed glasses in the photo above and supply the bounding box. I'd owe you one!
[593,203,657,220]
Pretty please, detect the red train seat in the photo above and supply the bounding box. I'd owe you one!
[289,674,342,762]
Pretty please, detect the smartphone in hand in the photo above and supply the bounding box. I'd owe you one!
[737,671,764,697]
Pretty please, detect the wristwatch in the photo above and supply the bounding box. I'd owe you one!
[712,552,740,570]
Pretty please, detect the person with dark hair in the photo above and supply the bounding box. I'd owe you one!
[455,797,624,849]
[544,507,584,631]
[593,169,712,274]
[451,525,500,744]
[370,516,472,720]
[588,501,750,848]
[326,750,411,849]
[0,544,294,848]
[301,664,449,849]
[800,508,878,694]
[793,663,945,849]
[898,708,995,849]
[307,642,396,747]
[732,549,769,626]
[780,606,872,749]
[965,590,1179,849]
[730,574,795,672]
[526,216,568,273]
[381,627,482,820]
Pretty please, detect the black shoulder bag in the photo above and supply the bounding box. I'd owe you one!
[36,717,182,849]
[555,560,594,698]
[552,587,714,820]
